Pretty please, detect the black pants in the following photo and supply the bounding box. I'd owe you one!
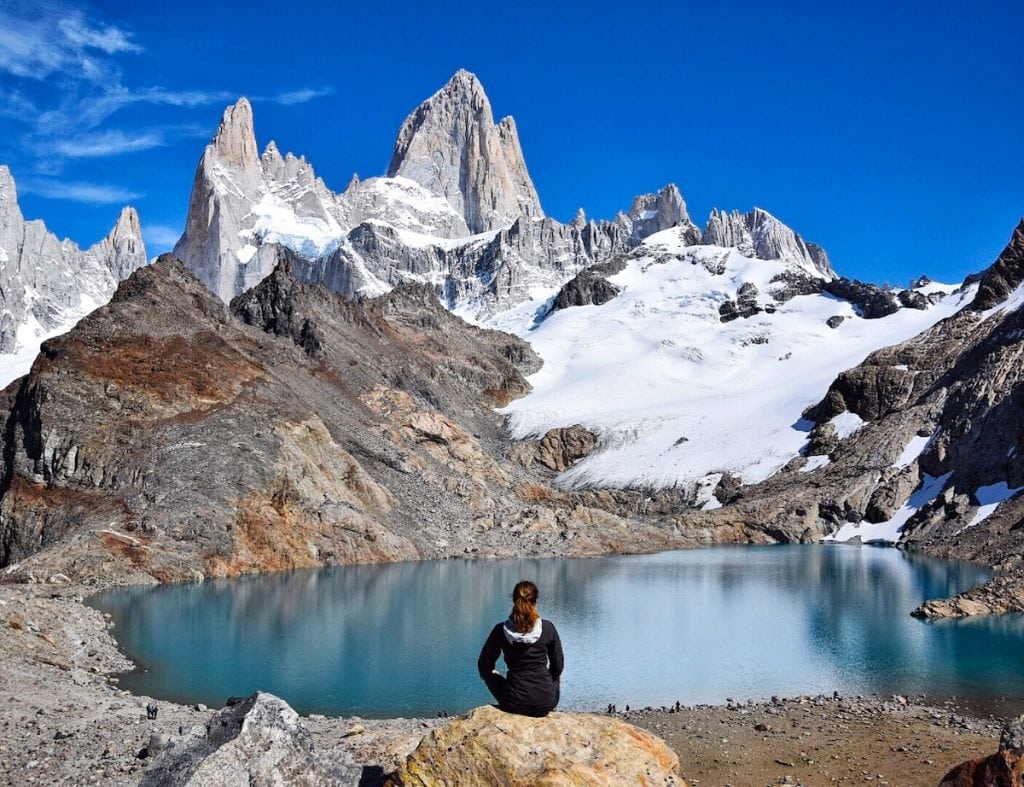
[482,672,559,718]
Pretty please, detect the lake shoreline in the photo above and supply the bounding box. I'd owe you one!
[0,580,1014,786]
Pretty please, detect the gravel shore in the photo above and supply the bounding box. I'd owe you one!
[0,581,1012,786]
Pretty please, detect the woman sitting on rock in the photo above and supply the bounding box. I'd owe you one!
[477,580,564,717]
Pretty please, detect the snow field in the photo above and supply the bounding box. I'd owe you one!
[498,228,974,491]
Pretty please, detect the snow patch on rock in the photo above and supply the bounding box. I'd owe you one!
[828,472,953,544]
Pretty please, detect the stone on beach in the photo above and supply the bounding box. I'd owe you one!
[140,692,361,786]
[388,704,685,786]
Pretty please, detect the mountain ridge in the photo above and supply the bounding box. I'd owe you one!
[0,165,147,368]
[172,70,836,316]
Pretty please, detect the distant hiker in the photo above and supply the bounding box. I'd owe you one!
[477,580,564,718]
[146,703,158,720]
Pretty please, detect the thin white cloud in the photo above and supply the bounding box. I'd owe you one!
[57,14,142,55]
[0,15,65,79]
[0,0,333,196]
[31,87,238,139]
[0,5,140,83]
[272,87,334,106]
[21,179,143,205]
[142,223,181,249]
[55,129,166,158]
[0,88,38,124]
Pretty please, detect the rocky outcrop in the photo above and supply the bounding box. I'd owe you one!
[767,269,824,302]
[820,277,899,319]
[0,166,147,355]
[514,425,599,472]
[615,184,701,246]
[388,705,685,786]
[387,69,543,233]
[969,219,1024,311]
[551,267,622,311]
[912,568,1024,618]
[940,715,1024,787]
[718,281,767,322]
[141,692,359,786]
[703,207,835,279]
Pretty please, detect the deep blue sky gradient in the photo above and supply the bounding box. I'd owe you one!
[1,0,1021,285]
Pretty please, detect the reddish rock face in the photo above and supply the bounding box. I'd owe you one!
[941,716,1024,787]
[939,748,1024,787]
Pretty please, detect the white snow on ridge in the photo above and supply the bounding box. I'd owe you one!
[498,229,973,489]
[249,192,345,259]
[915,280,960,297]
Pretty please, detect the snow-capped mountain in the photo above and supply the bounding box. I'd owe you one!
[498,226,967,496]
[173,71,837,319]
[0,165,147,383]
[167,67,971,504]
[172,96,475,303]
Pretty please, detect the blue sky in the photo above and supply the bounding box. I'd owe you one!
[0,0,1021,285]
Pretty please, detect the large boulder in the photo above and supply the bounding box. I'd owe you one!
[939,714,1024,786]
[536,426,598,472]
[389,705,685,786]
[141,692,360,786]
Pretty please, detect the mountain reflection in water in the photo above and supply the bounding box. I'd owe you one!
[90,545,1024,718]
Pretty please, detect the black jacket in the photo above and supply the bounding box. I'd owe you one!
[478,619,564,710]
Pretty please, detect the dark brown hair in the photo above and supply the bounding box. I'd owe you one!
[510,580,540,633]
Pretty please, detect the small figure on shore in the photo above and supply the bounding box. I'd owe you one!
[478,580,563,718]
[146,703,158,720]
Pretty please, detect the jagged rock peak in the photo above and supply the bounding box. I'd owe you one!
[621,183,701,244]
[112,205,141,235]
[212,97,258,168]
[970,219,1024,311]
[0,165,21,223]
[386,69,544,233]
[0,164,15,195]
[0,167,147,358]
[629,183,686,221]
[704,206,835,279]
[98,206,147,281]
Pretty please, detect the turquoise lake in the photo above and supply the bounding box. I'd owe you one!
[88,544,1024,718]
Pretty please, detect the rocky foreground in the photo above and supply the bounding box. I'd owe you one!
[1,581,1017,787]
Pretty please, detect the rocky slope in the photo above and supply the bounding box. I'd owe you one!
[0,166,147,357]
[662,220,1024,603]
[0,255,761,585]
